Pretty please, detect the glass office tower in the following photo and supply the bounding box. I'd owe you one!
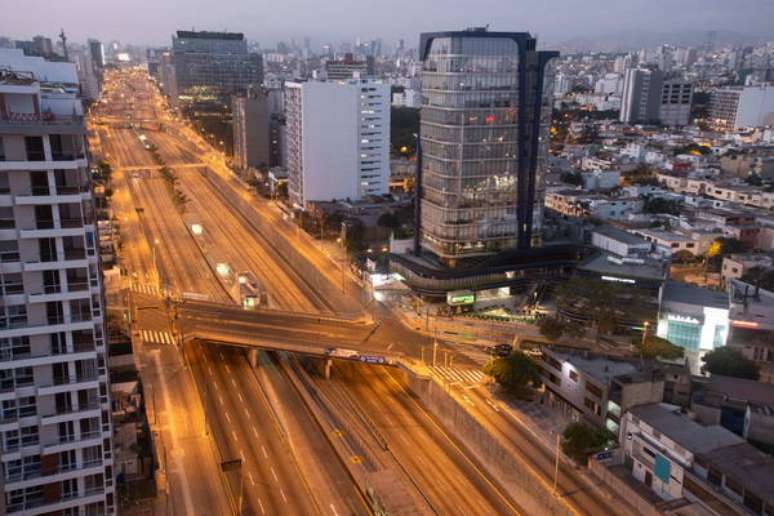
[417,28,557,264]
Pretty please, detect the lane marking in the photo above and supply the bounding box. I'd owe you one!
[252,426,259,438]
[280,489,287,503]
[225,411,231,423]
[330,503,340,516]
[248,472,255,485]
[258,498,265,514]
[240,450,245,462]
[271,467,278,482]
[261,446,268,459]
[231,378,237,387]
[237,393,243,402]
[231,430,238,441]
[244,407,250,417]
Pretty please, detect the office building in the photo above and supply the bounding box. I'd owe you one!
[416,28,558,264]
[619,68,663,124]
[285,79,390,208]
[709,85,774,130]
[87,40,105,69]
[658,80,693,126]
[0,49,115,514]
[171,30,262,98]
[158,52,178,105]
[656,281,729,373]
[325,53,373,80]
[232,86,283,172]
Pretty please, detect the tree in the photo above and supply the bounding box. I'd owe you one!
[483,351,541,397]
[706,237,747,270]
[643,196,682,215]
[377,212,400,230]
[636,335,684,360]
[390,107,420,156]
[538,317,566,341]
[561,422,614,465]
[343,219,367,255]
[741,266,774,291]
[560,171,583,186]
[702,347,760,380]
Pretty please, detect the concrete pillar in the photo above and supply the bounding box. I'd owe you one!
[247,349,258,369]
[324,359,332,380]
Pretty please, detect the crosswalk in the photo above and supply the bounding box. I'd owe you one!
[130,283,171,298]
[429,366,486,386]
[139,329,175,346]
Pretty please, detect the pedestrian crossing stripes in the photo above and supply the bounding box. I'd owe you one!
[139,329,175,346]
[130,283,170,298]
[429,366,486,386]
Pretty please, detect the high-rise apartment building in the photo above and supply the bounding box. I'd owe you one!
[658,80,694,126]
[285,79,390,208]
[232,86,283,172]
[172,31,263,98]
[325,54,374,80]
[87,40,104,70]
[0,49,115,515]
[619,67,663,124]
[416,28,558,263]
[709,85,774,130]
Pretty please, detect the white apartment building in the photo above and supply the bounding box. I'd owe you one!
[0,49,115,515]
[285,79,390,208]
[710,85,774,130]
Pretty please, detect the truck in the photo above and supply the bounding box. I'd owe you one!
[232,271,267,310]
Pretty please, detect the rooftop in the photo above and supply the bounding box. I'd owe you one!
[578,252,667,282]
[698,374,774,407]
[175,30,244,40]
[546,347,641,385]
[592,226,649,246]
[697,443,774,503]
[661,281,729,309]
[630,403,744,454]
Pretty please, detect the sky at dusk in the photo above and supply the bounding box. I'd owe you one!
[1,0,773,48]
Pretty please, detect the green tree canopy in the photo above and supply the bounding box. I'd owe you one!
[483,351,541,398]
[740,266,774,291]
[538,316,566,341]
[635,335,684,360]
[702,347,760,380]
[377,212,400,230]
[561,422,615,465]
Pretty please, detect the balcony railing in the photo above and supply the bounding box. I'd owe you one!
[35,219,55,230]
[0,111,84,126]
[60,217,84,228]
[63,248,87,260]
[52,152,86,161]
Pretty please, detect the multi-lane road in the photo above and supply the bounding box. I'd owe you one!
[95,67,632,516]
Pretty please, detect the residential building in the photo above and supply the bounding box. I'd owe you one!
[720,253,773,287]
[629,228,719,257]
[285,79,390,208]
[580,169,620,191]
[0,49,115,515]
[691,375,774,448]
[416,28,558,264]
[545,190,642,220]
[232,86,283,172]
[87,40,104,70]
[656,281,729,372]
[621,403,774,514]
[619,68,662,124]
[727,279,774,383]
[325,54,372,80]
[658,80,693,127]
[709,85,774,130]
[539,347,666,434]
[171,30,262,99]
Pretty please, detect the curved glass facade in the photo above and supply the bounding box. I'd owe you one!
[418,30,557,263]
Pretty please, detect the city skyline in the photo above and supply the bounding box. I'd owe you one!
[2,0,774,49]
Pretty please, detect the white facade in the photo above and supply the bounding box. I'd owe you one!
[0,52,115,515]
[285,79,390,208]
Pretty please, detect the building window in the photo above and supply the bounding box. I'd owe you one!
[586,382,603,398]
[725,476,743,496]
[569,370,579,382]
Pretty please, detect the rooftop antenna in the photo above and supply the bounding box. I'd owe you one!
[59,29,68,60]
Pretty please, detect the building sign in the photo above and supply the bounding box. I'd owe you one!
[601,275,636,284]
[447,290,475,306]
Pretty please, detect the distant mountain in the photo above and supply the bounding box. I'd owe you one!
[549,29,771,53]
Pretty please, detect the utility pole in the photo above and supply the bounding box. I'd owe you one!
[553,433,560,496]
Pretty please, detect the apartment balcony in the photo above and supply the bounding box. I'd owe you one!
[0,111,85,136]
[39,402,101,426]
[4,458,105,491]
[27,286,91,304]
[22,254,89,272]
[42,430,103,455]
[18,224,85,239]
[0,346,97,369]
[5,487,105,515]
[14,186,85,206]
[37,374,100,396]
[0,319,95,340]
